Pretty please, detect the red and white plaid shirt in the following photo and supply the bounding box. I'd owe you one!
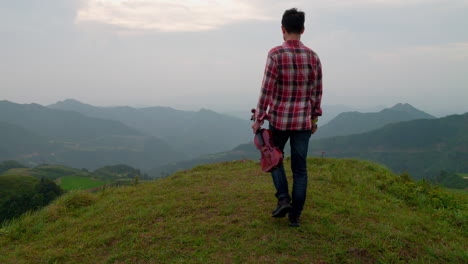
[255,40,322,131]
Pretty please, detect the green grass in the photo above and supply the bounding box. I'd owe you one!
[0,158,466,264]
[58,176,110,191]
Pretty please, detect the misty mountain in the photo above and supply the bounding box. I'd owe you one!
[0,101,181,170]
[223,104,387,125]
[0,100,140,141]
[318,104,387,125]
[49,99,252,157]
[0,121,47,158]
[309,113,468,179]
[150,113,467,183]
[313,103,435,139]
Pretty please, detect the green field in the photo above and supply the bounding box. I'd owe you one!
[58,176,109,191]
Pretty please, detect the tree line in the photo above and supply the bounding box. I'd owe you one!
[0,177,63,224]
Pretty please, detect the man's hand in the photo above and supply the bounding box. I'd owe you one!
[252,123,261,134]
[311,117,318,134]
[311,124,318,134]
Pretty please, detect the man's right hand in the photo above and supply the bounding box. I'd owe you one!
[252,122,261,134]
[311,124,318,134]
[311,118,318,134]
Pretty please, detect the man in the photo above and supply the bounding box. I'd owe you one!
[252,8,323,227]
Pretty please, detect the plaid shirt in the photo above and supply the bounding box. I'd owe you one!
[255,40,322,131]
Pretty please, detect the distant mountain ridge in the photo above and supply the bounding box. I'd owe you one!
[314,103,435,139]
[0,101,180,170]
[0,100,141,141]
[150,113,468,185]
[0,121,47,158]
[309,112,468,179]
[3,98,463,185]
[49,99,252,157]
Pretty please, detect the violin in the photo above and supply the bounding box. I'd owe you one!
[251,109,283,172]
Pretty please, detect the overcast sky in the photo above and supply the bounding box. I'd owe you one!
[1,0,467,116]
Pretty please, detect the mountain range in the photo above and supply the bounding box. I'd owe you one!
[0,99,253,170]
[150,112,468,184]
[224,104,388,124]
[309,112,468,179]
[1,99,466,185]
[49,99,252,158]
[147,102,436,173]
[0,100,179,170]
[313,103,435,138]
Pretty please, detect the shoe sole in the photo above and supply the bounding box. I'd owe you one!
[272,204,292,218]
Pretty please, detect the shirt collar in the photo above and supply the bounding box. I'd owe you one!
[283,40,303,46]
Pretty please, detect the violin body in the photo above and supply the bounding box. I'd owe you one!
[254,128,283,172]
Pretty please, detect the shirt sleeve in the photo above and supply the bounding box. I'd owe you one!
[255,53,277,126]
[311,57,323,120]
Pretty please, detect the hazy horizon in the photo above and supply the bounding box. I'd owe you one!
[2,0,467,117]
[3,97,464,121]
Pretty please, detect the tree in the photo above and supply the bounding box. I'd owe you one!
[36,178,64,205]
[0,178,64,224]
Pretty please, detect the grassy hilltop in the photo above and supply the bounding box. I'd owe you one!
[0,158,466,264]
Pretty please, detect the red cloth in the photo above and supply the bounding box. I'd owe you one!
[255,40,323,131]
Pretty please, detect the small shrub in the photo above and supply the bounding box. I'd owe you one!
[44,204,67,222]
[378,173,461,210]
[56,191,97,210]
[378,173,467,231]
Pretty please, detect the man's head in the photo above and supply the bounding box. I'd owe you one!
[281,8,305,35]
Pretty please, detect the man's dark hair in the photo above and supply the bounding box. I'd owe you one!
[281,8,305,34]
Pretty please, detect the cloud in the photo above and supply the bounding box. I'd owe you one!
[368,42,468,61]
[301,0,468,9]
[76,0,273,32]
[0,0,83,33]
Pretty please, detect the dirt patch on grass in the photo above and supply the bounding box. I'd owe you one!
[348,247,376,264]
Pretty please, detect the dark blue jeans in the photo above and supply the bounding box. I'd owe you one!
[269,124,312,216]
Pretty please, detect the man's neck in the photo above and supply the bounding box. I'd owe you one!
[284,33,301,41]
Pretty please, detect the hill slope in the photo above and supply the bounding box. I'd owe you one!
[1,159,466,263]
[49,99,252,157]
[314,103,435,139]
[0,161,27,174]
[149,142,259,177]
